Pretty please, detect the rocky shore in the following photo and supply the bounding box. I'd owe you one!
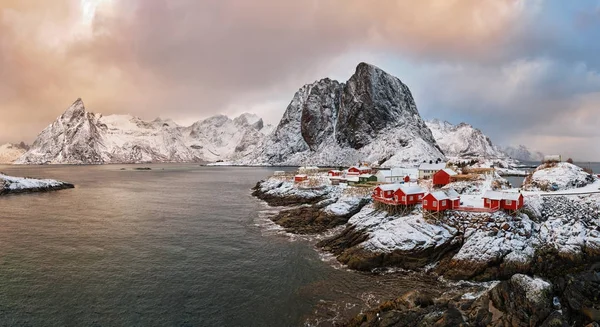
[0,173,74,196]
[252,177,600,326]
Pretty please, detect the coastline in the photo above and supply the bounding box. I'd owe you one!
[252,176,600,326]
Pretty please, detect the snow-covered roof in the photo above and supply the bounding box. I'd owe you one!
[503,192,522,201]
[419,163,446,171]
[346,176,360,182]
[428,191,451,201]
[376,170,392,177]
[328,169,341,173]
[441,168,458,176]
[295,174,307,178]
[445,188,460,199]
[359,174,374,178]
[377,183,403,191]
[483,190,504,200]
[398,185,425,195]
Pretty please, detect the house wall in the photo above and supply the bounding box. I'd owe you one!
[433,171,451,185]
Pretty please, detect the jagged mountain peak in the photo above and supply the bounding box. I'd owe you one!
[245,62,444,166]
[60,98,87,121]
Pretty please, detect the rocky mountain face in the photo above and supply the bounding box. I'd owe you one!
[246,63,444,167]
[16,99,272,164]
[0,142,29,164]
[426,119,506,159]
[502,145,544,162]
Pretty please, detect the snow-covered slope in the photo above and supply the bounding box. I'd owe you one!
[16,99,272,164]
[522,162,595,191]
[502,145,544,162]
[0,143,29,164]
[244,63,445,167]
[426,119,505,159]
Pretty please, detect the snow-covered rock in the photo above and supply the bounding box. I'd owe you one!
[523,162,595,191]
[0,143,29,164]
[0,173,73,194]
[502,145,544,162]
[426,119,505,159]
[15,99,273,164]
[244,63,445,167]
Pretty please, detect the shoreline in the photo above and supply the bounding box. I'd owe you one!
[0,174,75,196]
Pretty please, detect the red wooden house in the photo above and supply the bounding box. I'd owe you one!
[328,170,342,177]
[294,174,308,183]
[432,169,457,186]
[422,190,460,212]
[404,175,410,183]
[373,184,400,201]
[483,191,524,211]
[393,186,426,205]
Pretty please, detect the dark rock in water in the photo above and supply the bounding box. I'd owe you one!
[251,181,325,207]
[0,182,74,196]
[134,167,152,171]
[271,200,367,234]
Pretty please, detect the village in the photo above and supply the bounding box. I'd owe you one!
[280,155,600,222]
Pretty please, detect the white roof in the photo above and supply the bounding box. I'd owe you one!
[504,193,522,201]
[328,169,341,173]
[429,191,451,201]
[441,168,458,176]
[377,183,403,191]
[295,174,307,178]
[346,176,360,182]
[359,174,374,178]
[483,190,522,201]
[376,170,392,177]
[419,163,446,171]
[398,185,425,195]
[444,188,460,199]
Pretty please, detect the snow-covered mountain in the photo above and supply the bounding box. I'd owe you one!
[16,99,272,164]
[425,119,506,159]
[243,63,445,167]
[502,145,544,162]
[0,142,29,164]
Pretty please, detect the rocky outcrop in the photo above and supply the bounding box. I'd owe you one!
[247,63,445,167]
[522,162,595,191]
[0,174,74,195]
[0,142,29,164]
[16,99,273,164]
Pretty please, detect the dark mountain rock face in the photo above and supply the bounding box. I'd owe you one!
[300,78,342,151]
[336,62,422,149]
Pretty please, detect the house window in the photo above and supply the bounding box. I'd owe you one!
[423,200,428,206]
[506,200,512,205]
[409,196,413,201]
[486,199,490,204]
[395,196,398,201]
[402,196,406,202]
[441,200,446,206]
[433,201,437,207]
[418,195,422,199]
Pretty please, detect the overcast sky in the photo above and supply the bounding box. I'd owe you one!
[1,0,599,160]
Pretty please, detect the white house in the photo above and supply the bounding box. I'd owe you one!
[418,163,446,179]
[375,168,417,183]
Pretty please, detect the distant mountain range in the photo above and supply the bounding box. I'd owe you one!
[7,62,541,165]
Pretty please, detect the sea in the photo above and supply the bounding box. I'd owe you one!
[0,164,439,326]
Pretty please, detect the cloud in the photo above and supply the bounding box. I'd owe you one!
[0,0,598,160]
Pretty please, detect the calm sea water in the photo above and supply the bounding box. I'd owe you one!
[0,164,438,326]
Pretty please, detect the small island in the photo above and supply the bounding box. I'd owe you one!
[253,160,600,326]
[0,173,74,196]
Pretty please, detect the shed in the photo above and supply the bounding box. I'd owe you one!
[328,170,342,177]
[359,174,378,183]
[433,168,458,186]
[482,191,504,210]
[502,192,524,211]
[348,166,372,175]
[294,174,308,183]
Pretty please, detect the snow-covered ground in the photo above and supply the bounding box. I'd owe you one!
[523,162,595,191]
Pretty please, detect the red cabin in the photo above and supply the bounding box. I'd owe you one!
[484,191,524,211]
[502,193,524,211]
[373,184,400,200]
[404,175,410,183]
[432,169,457,186]
[348,166,372,176]
[294,174,308,183]
[328,170,342,177]
[483,191,504,210]
[422,190,460,212]
[393,186,425,205]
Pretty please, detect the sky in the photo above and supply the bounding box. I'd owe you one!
[1,0,599,160]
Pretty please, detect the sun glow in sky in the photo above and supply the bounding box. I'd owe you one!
[79,0,113,25]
